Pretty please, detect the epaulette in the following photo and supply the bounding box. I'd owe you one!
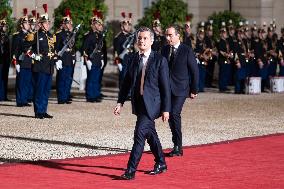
[13,32,19,36]
[55,29,62,34]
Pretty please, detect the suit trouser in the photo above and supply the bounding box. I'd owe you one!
[169,95,187,148]
[0,65,4,100]
[86,64,101,100]
[56,65,73,102]
[33,72,52,114]
[127,96,165,173]
[16,68,33,105]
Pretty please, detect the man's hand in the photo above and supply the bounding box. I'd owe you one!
[162,112,169,122]
[190,93,198,99]
[86,60,92,71]
[114,103,122,116]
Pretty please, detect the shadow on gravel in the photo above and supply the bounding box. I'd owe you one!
[0,113,34,118]
[0,135,130,158]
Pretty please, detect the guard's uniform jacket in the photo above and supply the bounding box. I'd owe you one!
[204,35,217,87]
[32,28,57,74]
[277,36,284,76]
[195,37,207,92]
[55,29,75,66]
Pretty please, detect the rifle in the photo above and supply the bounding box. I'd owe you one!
[119,32,135,59]
[57,22,82,57]
[89,29,107,59]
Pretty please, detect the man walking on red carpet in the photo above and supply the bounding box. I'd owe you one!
[114,26,171,180]
[161,24,199,157]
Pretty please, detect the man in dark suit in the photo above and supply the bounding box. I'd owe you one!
[114,27,171,180]
[161,24,199,157]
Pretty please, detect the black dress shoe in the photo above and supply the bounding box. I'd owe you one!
[58,101,65,104]
[24,103,32,107]
[148,164,167,175]
[17,104,24,107]
[4,98,12,102]
[166,146,183,157]
[43,113,53,119]
[87,98,95,103]
[35,114,44,119]
[121,171,135,180]
[65,101,72,104]
[94,98,102,103]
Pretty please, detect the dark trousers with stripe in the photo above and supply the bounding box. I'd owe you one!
[198,64,206,92]
[56,65,73,103]
[33,72,52,115]
[86,64,101,100]
[218,63,232,91]
[127,95,165,173]
[169,95,187,148]
[16,68,33,105]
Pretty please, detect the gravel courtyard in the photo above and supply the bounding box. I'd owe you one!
[0,88,283,164]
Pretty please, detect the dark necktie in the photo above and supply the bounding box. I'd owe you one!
[135,54,144,95]
[169,46,175,69]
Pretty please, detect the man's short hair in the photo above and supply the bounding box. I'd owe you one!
[136,26,154,42]
[166,24,181,35]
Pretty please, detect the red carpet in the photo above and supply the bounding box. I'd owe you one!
[0,134,283,189]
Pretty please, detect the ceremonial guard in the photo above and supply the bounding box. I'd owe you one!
[204,20,217,88]
[0,13,10,101]
[81,9,105,103]
[243,21,256,77]
[233,25,247,94]
[194,22,207,92]
[183,15,195,49]
[32,4,57,118]
[113,12,135,88]
[12,9,33,107]
[251,26,269,92]
[266,25,278,78]
[277,27,284,76]
[55,8,76,104]
[217,23,233,92]
[227,20,237,85]
[151,11,166,53]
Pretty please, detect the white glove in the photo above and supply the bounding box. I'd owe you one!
[35,55,42,61]
[55,60,63,70]
[101,60,105,69]
[19,53,24,61]
[15,64,20,73]
[73,60,75,65]
[118,63,123,72]
[86,60,92,70]
[30,53,36,59]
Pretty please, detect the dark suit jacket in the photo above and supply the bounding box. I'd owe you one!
[161,43,199,96]
[117,51,171,120]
